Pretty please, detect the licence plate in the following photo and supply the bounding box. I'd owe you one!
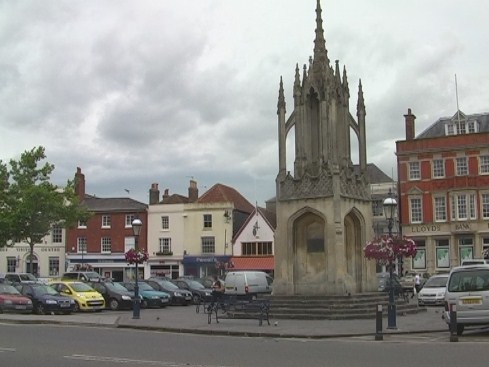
[15,305,27,310]
[462,298,482,305]
[60,304,70,308]
[185,296,191,300]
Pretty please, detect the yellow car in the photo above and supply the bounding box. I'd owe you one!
[49,281,105,312]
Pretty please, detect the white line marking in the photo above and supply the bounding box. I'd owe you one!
[0,347,16,353]
[65,354,229,366]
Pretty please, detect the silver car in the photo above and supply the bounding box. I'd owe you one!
[444,265,489,335]
[417,274,448,306]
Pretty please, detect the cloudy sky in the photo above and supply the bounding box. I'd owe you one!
[1,0,488,206]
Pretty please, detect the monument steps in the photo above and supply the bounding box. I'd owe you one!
[231,293,424,320]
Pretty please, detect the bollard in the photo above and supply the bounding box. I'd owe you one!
[375,304,383,341]
[449,303,458,342]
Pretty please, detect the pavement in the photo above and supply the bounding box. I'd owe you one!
[0,305,449,339]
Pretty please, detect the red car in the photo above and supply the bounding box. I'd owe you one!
[0,284,33,313]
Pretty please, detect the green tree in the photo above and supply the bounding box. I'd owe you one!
[0,146,90,274]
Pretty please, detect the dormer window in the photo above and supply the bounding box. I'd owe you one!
[445,117,478,136]
[468,120,478,133]
[457,121,466,134]
[446,123,455,135]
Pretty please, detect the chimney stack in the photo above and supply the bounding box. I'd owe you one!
[149,183,160,205]
[404,108,416,140]
[74,167,85,202]
[162,189,170,202]
[188,179,198,202]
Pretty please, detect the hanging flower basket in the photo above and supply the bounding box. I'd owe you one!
[125,248,149,265]
[363,235,417,265]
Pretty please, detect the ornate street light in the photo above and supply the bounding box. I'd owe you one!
[131,218,142,319]
[383,188,398,329]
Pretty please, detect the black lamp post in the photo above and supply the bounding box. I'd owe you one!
[132,218,142,319]
[383,188,398,329]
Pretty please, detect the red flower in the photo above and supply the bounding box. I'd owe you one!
[363,235,417,265]
[125,248,149,265]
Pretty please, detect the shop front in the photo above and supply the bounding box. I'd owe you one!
[182,255,232,278]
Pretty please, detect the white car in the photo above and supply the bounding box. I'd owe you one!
[417,274,448,306]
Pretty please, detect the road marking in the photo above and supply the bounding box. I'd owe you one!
[65,354,230,366]
[0,347,16,353]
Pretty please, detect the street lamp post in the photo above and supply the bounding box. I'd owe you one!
[383,188,398,329]
[132,218,142,319]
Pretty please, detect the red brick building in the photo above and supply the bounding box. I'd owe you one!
[396,109,489,274]
[65,168,147,281]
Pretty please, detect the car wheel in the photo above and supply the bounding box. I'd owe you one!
[457,324,465,336]
[141,300,148,309]
[109,298,120,311]
[35,303,45,315]
[73,302,80,312]
[193,295,201,304]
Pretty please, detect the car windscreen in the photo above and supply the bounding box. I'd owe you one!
[0,284,21,294]
[19,274,37,281]
[33,285,59,296]
[106,282,130,292]
[70,283,95,292]
[155,280,178,290]
[138,282,155,291]
[188,280,205,289]
[448,269,489,292]
[424,276,448,288]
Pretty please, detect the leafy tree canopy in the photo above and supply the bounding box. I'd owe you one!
[0,146,90,251]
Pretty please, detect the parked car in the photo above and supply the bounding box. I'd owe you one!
[0,283,33,313]
[88,281,134,311]
[417,274,449,306]
[49,281,105,312]
[61,271,103,282]
[171,278,213,304]
[19,283,76,314]
[444,264,489,335]
[120,282,170,308]
[400,271,430,291]
[145,278,193,305]
[4,273,38,285]
[224,271,273,299]
[197,276,224,289]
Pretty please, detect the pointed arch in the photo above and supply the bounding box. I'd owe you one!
[288,207,327,294]
[344,207,365,292]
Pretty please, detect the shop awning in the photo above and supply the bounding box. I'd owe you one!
[230,256,274,271]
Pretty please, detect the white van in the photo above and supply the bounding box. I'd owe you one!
[224,271,273,299]
[444,264,489,335]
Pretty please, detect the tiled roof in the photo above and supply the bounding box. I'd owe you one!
[161,194,189,204]
[232,206,277,243]
[197,183,254,213]
[351,163,394,183]
[82,195,147,212]
[258,207,276,229]
[417,110,489,139]
[364,163,394,184]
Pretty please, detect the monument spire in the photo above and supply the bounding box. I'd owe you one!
[313,0,329,66]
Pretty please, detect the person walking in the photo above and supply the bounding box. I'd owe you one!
[414,273,421,294]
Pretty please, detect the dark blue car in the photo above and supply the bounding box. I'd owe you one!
[19,284,75,315]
